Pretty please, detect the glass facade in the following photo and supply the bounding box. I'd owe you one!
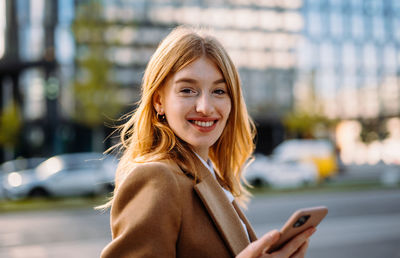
[72,0,304,122]
[0,0,399,163]
[297,0,400,120]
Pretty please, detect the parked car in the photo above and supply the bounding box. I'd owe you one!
[272,139,338,180]
[2,153,117,200]
[244,153,318,188]
[0,157,46,199]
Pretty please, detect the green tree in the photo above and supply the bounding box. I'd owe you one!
[71,1,123,151]
[283,71,338,139]
[0,102,22,159]
[283,111,338,139]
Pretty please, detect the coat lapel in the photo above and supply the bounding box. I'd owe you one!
[232,200,258,242]
[192,157,251,256]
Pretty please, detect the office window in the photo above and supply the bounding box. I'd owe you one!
[394,1,400,16]
[329,0,343,10]
[380,77,399,115]
[16,0,47,61]
[58,0,75,25]
[383,44,397,73]
[320,42,335,68]
[55,26,74,65]
[330,12,343,38]
[339,85,359,119]
[319,69,336,98]
[308,11,322,37]
[364,0,383,16]
[342,42,357,69]
[20,69,46,120]
[342,74,358,88]
[362,70,378,88]
[360,86,379,118]
[19,25,45,61]
[372,16,384,41]
[363,43,377,73]
[393,19,400,42]
[307,0,321,9]
[29,0,45,25]
[352,14,364,40]
[16,0,30,25]
[350,0,362,11]
[297,38,316,69]
[341,12,352,38]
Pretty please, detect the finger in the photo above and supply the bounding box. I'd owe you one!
[238,230,280,258]
[280,227,315,257]
[255,230,280,255]
[291,240,309,258]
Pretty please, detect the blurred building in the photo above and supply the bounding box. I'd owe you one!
[296,0,400,120]
[71,0,304,154]
[0,0,60,161]
[296,0,400,164]
[0,0,399,164]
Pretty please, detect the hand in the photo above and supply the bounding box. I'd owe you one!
[236,227,316,258]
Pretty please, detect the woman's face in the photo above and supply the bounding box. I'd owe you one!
[154,57,232,159]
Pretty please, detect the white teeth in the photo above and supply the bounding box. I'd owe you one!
[193,120,215,127]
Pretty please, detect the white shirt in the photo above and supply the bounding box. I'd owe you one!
[195,153,249,239]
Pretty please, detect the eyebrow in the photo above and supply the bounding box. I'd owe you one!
[213,78,226,84]
[175,77,226,84]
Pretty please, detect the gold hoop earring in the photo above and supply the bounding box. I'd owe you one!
[157,113,166,121]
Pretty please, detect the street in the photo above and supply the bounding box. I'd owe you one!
[246,188,400,258]
[0,188,399,258]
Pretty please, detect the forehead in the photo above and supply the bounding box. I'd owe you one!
[172,57,224,81]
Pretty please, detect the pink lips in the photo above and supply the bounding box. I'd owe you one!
[187,117,218,122]
[188,118,219,133]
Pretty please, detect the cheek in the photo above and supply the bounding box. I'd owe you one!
[165,99,192,120]
[222,99,232,120]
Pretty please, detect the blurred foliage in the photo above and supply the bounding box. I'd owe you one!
[0,102,22,147]
[284,70,338,139]
[359,119,389,144]
[283,111,338,139]
[71,0,123,128]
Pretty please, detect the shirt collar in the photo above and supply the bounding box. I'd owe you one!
[194,153,215,178]
[194,152,235,203]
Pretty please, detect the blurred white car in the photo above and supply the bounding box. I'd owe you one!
[272,139,338,179]
[244,153,318,188]
[0,157,46,199]
[2,153,117,200]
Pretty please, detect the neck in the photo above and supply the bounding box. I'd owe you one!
[193,147,209,161]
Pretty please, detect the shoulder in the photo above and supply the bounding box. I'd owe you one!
[123,161,179,183]
[115,161,182,199]
[106,161,184,256]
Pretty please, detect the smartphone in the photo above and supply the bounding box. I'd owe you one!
[266,206,328,253]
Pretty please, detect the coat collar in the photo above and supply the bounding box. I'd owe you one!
[232,200,258,242]
[191,156,257,256]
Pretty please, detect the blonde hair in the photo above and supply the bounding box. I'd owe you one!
[104,26,255,208]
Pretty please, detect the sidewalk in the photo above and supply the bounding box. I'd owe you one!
[332,163,400,186]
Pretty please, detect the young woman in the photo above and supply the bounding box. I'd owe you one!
[101,26,315,258]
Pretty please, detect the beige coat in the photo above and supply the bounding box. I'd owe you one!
[101,157,257,258]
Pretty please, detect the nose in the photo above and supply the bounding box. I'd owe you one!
[195,93,214,115]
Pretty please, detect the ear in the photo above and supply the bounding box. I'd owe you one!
[153,90,164,115]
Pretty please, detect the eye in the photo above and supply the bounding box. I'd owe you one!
[213,89,227,95]
[181,88,193,93]
[179,88,196,95]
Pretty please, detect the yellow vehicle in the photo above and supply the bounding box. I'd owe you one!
[272,139,338,180]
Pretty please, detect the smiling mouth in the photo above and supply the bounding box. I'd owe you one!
[189,120,217,128]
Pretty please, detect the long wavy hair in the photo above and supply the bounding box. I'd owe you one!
[103,26,255,208]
